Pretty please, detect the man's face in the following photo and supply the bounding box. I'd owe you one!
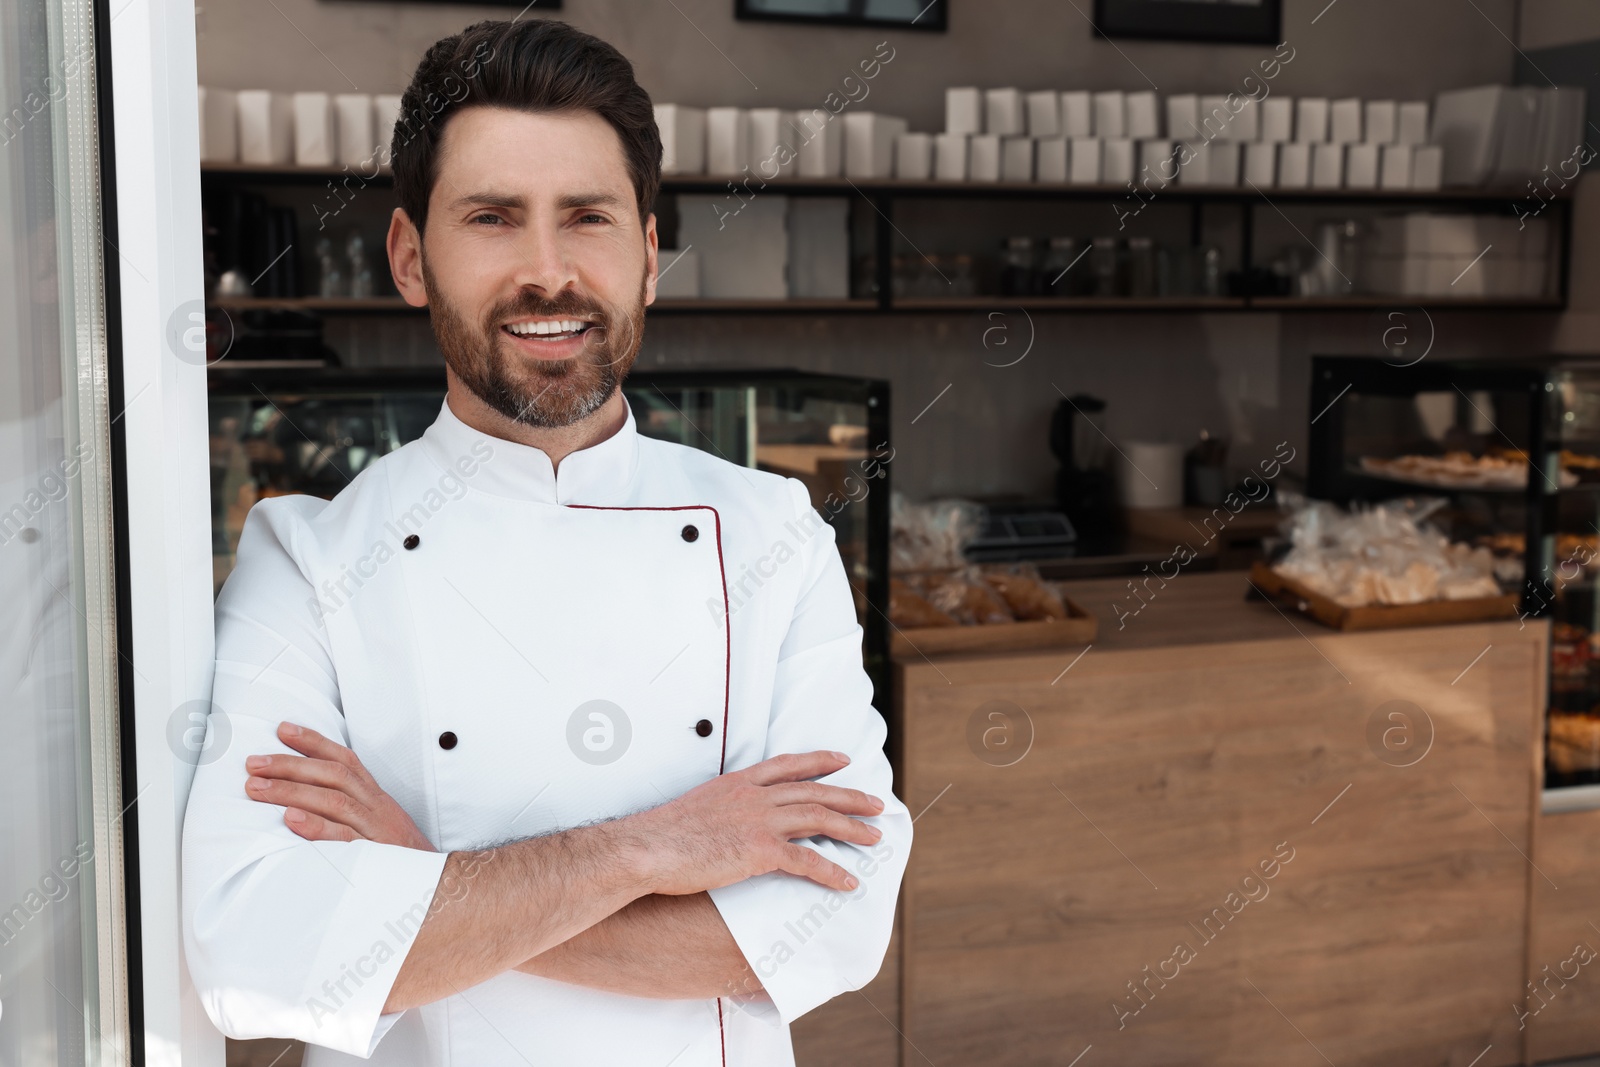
[408,106,656,428]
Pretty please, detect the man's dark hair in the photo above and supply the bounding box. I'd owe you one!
[390,19,661,235]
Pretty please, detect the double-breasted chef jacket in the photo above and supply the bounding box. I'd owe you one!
[181,393,912,1066]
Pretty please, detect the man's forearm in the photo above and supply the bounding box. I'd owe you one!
[514,892,764,1000]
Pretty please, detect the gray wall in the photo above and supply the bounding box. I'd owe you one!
[202,0,1553,502]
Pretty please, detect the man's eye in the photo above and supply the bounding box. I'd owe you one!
[578,213,608,224]
[472,213,503,225]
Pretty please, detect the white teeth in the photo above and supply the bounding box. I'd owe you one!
[506,319,588,336]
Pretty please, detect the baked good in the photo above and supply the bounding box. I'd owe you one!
[921,567,1015,626]
[1549,713,1600,774]
[981,562,1068,621]
[890,577,958,629]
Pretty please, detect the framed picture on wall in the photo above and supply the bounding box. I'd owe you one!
[735,0,947,32]
[1092,0,1281,45]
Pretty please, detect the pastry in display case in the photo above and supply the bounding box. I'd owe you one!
[206,365,893,712]
[1309,355,1600,790]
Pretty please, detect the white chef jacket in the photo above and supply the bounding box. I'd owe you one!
[181,393,911,1066]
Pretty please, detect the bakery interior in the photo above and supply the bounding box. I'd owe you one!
[77,0,1600,1063]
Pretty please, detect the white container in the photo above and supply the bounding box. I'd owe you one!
[236,89,292,165]
[1118,443,1185,510]
[706,107,748,175]
[372,94,403,165]
[894,131,933,180]
[1261,96,1294,143]
[1311,142,1345,188]
[1208,141,1241,186]
[969,134,1002,181]
[1411,144,1444,189]
[748,107,797,177]
[1329,97,1362,144]
[334,93,374,167]
[197,87,237,164]
[985,88,1025,136]
[1295,97,1330,143]
[1138,139,1175,184]
[1397,101,1431,145]
[1380,144,1414,189]
[675,193,788,299]
[1177,142,1210,185]
[1060,91,1093,138]
[1365,100,1398,144]
[843,112,908,178]
[1230,97,1260,142]
[1069,137,1102,183]
[654,248,701,299]
[656,104,708,175]
[1166,94,1199,140]
[787,197,850,298]
[1278,142,1311,188]
[1199,95,1234,140]
[1126,91,1160,139]
[793,109,843,177]
[1345,142,1379,188]
[292,91,336,167]
[1102,138,1135,184]
[1244,142,1277,187]
[933,132,968,180]
[1001,136,1034,181]
[1093,91,1126,138]
[1036,137,1069,182]
[1026,90,1061,138]
[945,87,983,135]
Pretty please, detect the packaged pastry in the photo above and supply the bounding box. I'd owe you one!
[1549,712,1600,774]
[889,577,958,629]
[980,561,1068,621]
[920,566,1015,626]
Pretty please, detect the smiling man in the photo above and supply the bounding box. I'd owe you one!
[179,18,910,1067]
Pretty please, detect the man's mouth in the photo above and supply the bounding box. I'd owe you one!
[499,316,599,360]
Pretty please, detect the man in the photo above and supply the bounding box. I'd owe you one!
[180,17,910,1066]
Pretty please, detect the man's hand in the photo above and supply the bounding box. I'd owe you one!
[243,721,435,851]
[631,750,885,895]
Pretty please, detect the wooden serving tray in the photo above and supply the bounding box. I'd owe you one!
[891,568,1098,657]
[1247,561,1519,632]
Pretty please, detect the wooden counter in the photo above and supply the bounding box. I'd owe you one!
[891,571,1550,1067]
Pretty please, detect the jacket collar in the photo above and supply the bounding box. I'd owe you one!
[419,392,641,505]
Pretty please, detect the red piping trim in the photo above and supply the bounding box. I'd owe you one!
[565,502,731,1067]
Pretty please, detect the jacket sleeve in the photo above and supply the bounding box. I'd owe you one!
[706,477,912,1026]
[181,500,449,1058]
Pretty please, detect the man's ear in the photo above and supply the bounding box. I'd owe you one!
[643,211,659,308]
[388,207,428,308]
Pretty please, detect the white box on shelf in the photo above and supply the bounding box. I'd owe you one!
[1231,98,1260,142]
[1093,90,1126,138]
[1411,144,1444,189]
[1126,91,1160,139]
[1295,97,1330,142]
[748,107,798,177]
[198,87,237,164]
[292,92,336,166]
[1207,141,1241,186]
[794,109,843,177]
[1060,91,1093,138]
[1026,90,1061,137]
[1311,142,1344,187]
[1138,139,1176,184]
[1103,137,1135,184]
[933,132,968,180]
[236,91,291,165]
[946,87,983,135]
[1345,142,1379,188]
[985,88,1025,136]
[654,249,701,299]
[1244,142,1277,187]
[1330,97,1362,144]
[676,193,788,299]
[1397,101,1430,145]
[1166,94,1200,140]
[787,197,851,299]
[844,112,908,178]
[1001,136,1035,181]
[334,93,374,168]
[1278,142,1311,187]
[894,132,933,179]
[1177,142,1209,185]
[706,107,749,175]
[1365,100,1398,144]
[1379,144,1413,189]
[1197,95,1229,140]
[1069,137,1102,183]
[1036,137,1069,182]
[970,134,1002,181]
[372,93,402,148]
[1261,96,1294,143]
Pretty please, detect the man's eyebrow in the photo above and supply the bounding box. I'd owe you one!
[446,190,629,212]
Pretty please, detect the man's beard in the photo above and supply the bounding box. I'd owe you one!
[423,255,648,429]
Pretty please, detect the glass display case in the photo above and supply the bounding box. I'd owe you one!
[206,365,893,712]
[1308,355,1600,792]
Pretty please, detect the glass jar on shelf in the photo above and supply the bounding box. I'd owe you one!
[1126,236,1156,298]
[1090,236,1122,298]
[999,236,1042,296]
[949,254,977,297]
[1041,236,1086,297]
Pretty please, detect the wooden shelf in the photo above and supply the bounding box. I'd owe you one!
[1252,295,1563,310]
[892,295,1247,311]
[212,296,416,313]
